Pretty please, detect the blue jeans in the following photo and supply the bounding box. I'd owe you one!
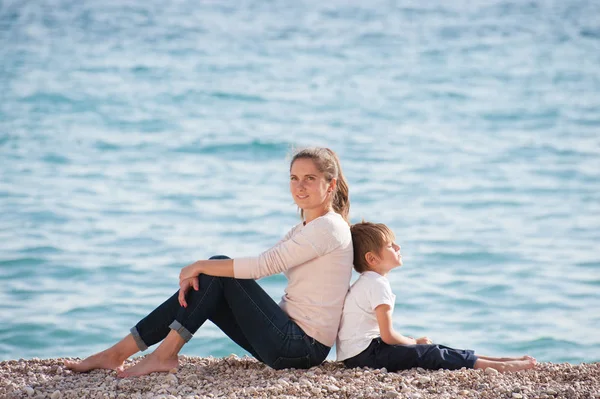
[343,337,477,371]
[130,256,330,370]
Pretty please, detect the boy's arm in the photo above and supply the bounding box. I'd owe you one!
[375,304,418,346]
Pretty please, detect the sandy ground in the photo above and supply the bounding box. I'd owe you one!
[1,356,598,399]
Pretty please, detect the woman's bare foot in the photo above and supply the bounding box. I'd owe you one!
[117,353,179,377]
[64,350,125,372]
[64,334,139,373]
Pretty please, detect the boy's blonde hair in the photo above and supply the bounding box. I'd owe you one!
[350,221,396,273]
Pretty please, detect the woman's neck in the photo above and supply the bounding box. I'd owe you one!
[303,206,333,225]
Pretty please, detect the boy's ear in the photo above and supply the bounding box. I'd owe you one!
[365,251,378,267]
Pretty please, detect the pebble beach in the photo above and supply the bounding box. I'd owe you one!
[2,356,598,399]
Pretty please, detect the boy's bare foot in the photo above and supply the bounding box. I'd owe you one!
[476,357,536,372]
[117,353,179,377]
[478,355,536,362]
[502,357,537,372]
[64,350,125,372]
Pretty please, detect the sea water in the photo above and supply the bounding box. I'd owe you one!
[1,0,599,364]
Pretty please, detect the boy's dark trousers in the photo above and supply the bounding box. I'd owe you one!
[343,337,478,371]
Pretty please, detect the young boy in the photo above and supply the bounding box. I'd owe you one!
[336,221,537,373]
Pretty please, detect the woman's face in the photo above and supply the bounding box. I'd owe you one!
[289,158,334,213]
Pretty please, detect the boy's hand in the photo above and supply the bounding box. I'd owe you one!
[416,337,432,344]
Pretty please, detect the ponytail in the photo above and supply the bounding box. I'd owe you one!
[325,148,350,225]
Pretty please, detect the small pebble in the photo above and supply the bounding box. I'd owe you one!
[166,374,178,384]
[278,378,290,387]
[512,393,523,399]
[485,367,499,375]
[419,376,431,384]
[50,391,61,399]
[24,386,34,396]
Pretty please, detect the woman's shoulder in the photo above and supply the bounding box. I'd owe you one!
[312,212,350,235]
[311,211,350,230]
[302,212,351,247]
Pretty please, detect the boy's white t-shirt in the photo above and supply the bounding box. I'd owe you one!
[336,271,396,361]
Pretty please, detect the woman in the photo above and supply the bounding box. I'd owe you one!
[65,147,353,376]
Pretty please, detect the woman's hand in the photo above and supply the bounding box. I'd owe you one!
[179,262,202,284]
[178,277,199,308]
[416,336,432,344]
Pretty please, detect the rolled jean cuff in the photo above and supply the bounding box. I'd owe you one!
[130,326,148,351]
[169,320,193,343]
[465,351,478,369]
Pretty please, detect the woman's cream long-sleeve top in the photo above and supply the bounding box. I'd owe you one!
[233,211,353,347]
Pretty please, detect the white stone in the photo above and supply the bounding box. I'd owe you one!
[485,367,499,375]
[277,378,290,387]
[50,391,61,399]
[545,389,558,395]
[512,393,523,399]
[327,385,340,392]
[299,378,312,387]
[419,376,431,384]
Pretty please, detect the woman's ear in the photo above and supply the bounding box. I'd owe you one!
[328,178,337,193]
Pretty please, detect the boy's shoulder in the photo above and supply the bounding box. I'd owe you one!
[353,271,391,290]
[360,271,389,281]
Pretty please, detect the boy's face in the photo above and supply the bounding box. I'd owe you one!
[370,240,402,275]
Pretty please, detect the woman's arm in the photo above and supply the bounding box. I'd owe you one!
[180,258,234,281]
[375,304,418,345]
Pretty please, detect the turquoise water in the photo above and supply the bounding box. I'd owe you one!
[1,0,599,364]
